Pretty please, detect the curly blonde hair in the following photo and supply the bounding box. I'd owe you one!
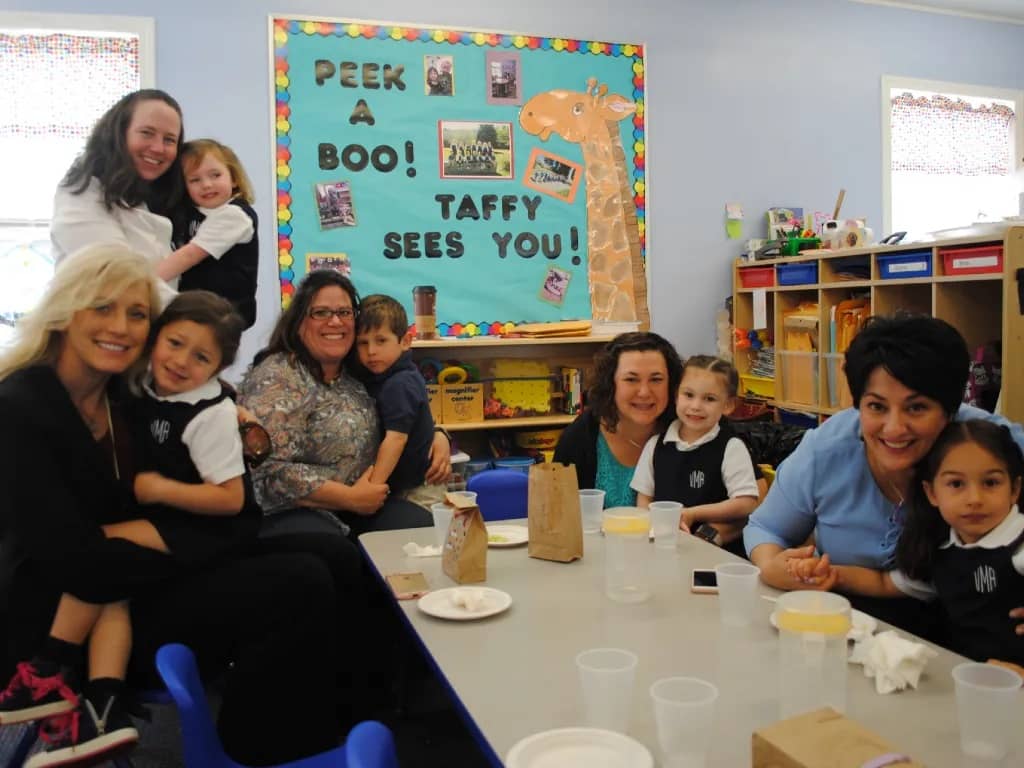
[0,243,161,382]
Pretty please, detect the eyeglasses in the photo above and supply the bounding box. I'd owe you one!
[308,306,356,321]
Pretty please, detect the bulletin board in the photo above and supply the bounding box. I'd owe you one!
[270,16,647,336]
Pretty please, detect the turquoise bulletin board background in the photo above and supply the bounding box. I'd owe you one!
[271,17,647,336]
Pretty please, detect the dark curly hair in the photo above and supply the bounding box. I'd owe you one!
[844,314,969,417]
[587,332,682,431]
[897,419,1024,581]
[61,89,185,217]
[253,270,361,382]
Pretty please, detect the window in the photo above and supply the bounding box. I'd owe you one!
[0,13,153,340]
[882,76,1022,238]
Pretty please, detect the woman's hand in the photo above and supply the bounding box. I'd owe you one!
[786,553,838,590]
[346,466,390,515]
[425,430,452,485]
[750,544,836,592]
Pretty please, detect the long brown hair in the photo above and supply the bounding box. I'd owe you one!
[252,270,361,382]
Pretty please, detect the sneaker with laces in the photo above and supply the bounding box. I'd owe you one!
[0,662,78,725]
[25,694,138,768]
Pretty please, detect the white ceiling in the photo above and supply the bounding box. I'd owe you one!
[853,0,1024,24]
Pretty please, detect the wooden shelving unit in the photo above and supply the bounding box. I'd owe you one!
[409,334,612,450]
[732,227,1024,424]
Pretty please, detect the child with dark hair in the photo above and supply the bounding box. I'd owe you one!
[791,420,1024,672]
[355,294,443,509]
[132,290,261,564]
[631,355,758,550]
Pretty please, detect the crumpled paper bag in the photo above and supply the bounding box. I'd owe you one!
[849,630,937,694]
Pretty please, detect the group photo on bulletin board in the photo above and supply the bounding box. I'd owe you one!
[270,16,648,335]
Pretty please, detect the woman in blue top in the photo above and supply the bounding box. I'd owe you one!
[744,314,1024,637]
[554,332,683,507]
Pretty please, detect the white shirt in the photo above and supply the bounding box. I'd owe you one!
[191,202,254,259]
[630,420,759,501]
[50,177,178,304]
[890,507,1024,600]
[143,376,244,485]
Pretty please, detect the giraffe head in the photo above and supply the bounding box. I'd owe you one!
[519,78,637,143]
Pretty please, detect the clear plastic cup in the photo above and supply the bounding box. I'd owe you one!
[952,662,1022,759]
[578,489,606,534]
[603,508,651,603]
[449,491,477,506]
[649,501,682,549]
[575,647,638,732]
[714,562,760,627]
[776,591,851,717]
[649,676,718,768]
[429,502,454,549]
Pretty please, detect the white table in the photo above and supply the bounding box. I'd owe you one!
[360,521,1021,767]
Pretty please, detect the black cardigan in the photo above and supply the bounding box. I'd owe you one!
[0,366,176,611]
[552,410,601,489]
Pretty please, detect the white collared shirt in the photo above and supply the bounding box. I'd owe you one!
[630,419,758,500]
[143,376,244,485]
[890,507,1024,600]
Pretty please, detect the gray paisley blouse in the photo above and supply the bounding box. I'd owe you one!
[238,353,379,514]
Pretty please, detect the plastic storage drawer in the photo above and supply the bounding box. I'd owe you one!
[739,266,774,288]
[939,244,1003,276]
[878,250,932,279]
[776,262,818,286]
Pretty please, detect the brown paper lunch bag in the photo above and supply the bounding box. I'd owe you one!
[527,461,583,562]
[441,493,488,584]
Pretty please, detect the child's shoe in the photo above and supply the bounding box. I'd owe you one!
[0,662,78,725]
[25,692,138,768]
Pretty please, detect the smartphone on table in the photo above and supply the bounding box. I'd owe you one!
[690,569,719,594]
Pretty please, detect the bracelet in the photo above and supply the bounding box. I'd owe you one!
[433,425,452,444]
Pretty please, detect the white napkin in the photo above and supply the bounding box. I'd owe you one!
[849,629,937,694]
[402,542,442,557]
[450,587,485,612]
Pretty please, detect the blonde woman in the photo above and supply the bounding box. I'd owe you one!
[0,244,341,765]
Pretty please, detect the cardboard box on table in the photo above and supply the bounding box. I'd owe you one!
[752,708,922,768]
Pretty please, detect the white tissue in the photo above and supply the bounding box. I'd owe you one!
[402,542,442,557]
[450,588,485,612]
[848,630,937,694]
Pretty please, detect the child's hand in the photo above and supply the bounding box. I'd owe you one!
[134,471,168,505]
[680,508,696,533]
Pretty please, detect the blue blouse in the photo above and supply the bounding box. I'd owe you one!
[595,431,637,508]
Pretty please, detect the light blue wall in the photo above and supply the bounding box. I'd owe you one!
[5,0,1024,371]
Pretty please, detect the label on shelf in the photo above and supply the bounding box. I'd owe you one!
[888,260,928,273]
[952,255,999,269]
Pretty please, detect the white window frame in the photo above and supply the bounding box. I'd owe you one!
[880,74,1023,236]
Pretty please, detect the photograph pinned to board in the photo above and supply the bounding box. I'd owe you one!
[523,147,582,204]
[314,181,357,229]
[425,54,454,96]
[485,50,521,106]
[539,266,572,305]
[439,120,513,179]
[306,252,351,277]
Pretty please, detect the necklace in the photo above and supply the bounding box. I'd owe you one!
[105,394,120,481]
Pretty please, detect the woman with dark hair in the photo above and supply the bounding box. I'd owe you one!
[744,315,1024,635]
[554,332,683,507]
[238,269,451,536]
[50,89,234,297]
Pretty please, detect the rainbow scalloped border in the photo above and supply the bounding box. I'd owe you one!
[272,18,646,337]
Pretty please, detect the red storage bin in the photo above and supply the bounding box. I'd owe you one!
[939,244,1003,276]
[738,266,774,288]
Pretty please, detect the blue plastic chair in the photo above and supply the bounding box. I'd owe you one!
[155,644,397,768]
[467,469,529,521]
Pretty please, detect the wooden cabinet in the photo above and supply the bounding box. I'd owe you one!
[732,227,1024,424]
[409,334,611,442]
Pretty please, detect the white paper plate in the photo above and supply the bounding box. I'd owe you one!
[417,587,512,621]
[506,727,653,768]
[769,608,878,641]
[486,524,529,547]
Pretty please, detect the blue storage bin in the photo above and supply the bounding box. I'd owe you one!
[776,262,818,286]
[493,456,536,475]
[878,250,932,279]
[778,409,818,429]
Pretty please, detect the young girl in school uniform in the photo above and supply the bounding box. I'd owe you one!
[791,419,1024,674]
[631,355,759,553]
[172,139,259,328]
